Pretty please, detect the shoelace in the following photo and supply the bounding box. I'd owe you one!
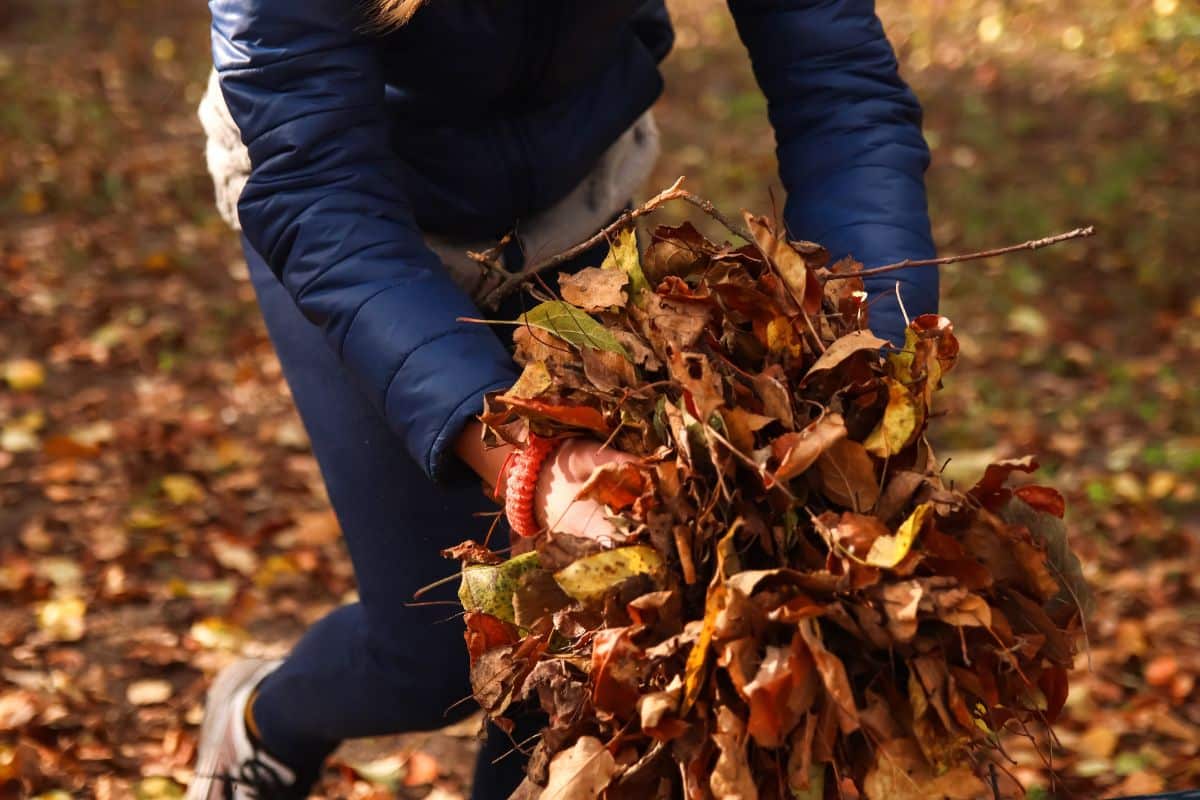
[207,752,293,800]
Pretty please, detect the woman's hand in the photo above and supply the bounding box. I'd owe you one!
[534,438,634,543]
[454,420,516,497]
[456,423,633,542]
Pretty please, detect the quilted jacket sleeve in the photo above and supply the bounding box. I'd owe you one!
[209,0,518,480]
[728,0,938,344]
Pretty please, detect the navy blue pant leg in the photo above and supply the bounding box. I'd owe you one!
[243,232,612,798]
[243,237,514,795]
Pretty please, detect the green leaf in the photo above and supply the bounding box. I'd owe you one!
[553,545,665,601]
[519,301,631,360]
[602,226,650,299]
[458,551,542,623]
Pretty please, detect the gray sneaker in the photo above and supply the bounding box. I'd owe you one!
[187,659,306,800]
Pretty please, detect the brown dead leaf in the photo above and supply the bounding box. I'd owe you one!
[745,213,823,315]
[773,414,847,482]
[0,691,39,731]
[581,347,638,392]
[442,540,504,566]
[643,222,717,284]
[539,736,617,800]
[668,351,724,422]
[796,619,859,734]
[816,439,880,511]
[862,738,985,800]
[710,706,759,800]
[744,636,817,748]
[402,750,442,787]
[591,627,642,719]
[803,331,888,382]
[559,267,629,311]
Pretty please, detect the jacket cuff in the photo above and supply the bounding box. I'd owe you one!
[804,220,938,347]
[381,327,517,483]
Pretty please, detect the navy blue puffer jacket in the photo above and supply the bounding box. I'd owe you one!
[209,0,937,481]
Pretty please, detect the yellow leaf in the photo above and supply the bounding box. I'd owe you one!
[509,361,553,400]
[36,596,86,642]
[682,581,723,715]
[601,226,649,300]
[863,378,924,457]
[20,189,46,215]
[766,317,803,357]
[161,474,204,504]
[126,679,173,706]
[4,359,45,391]
[127,507,168,529]
[189,617,248,651]
[682,521,741,713]
[553,546,664,602]
[0,426,38,453]
[143,252,172,272]
[134,776,185,800]
[866,503,932,568]
[151,37,177,62]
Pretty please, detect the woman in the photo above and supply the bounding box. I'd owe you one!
[189,1,938,797]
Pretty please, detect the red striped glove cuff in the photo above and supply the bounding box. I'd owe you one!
[499,436,559,539]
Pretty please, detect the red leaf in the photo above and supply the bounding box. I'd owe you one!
[576,462,647,511]
[969,455,1039,511]
[463,611,519,664]
[591,627,642,719]
[772,414,848,482]
[1039,665,1070,723]
[1014,485,1066,518]
[494,395,611,434]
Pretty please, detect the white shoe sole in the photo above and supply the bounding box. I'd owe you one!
[187,659,282,800]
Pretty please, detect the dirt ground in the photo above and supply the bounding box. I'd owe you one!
[1,0,1197,797]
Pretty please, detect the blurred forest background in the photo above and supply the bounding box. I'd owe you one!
[0,0,1197,797]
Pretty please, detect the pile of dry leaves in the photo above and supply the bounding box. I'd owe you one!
[445,201,1092,800]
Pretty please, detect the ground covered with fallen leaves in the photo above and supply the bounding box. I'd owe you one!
[0,1,1196,798]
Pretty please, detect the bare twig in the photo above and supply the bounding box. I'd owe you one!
[482,177,686,306]
[824,226,1096,282]
[675,191,753,242]
[466,229,516,275]
[481,177,753,306]
[478,178,1092,308]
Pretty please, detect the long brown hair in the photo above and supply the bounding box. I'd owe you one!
[372,0,427,28]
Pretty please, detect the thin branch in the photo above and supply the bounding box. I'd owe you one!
[476,178,1092,310]
[675,191,754,242]
[824,226,1096,282]
[481,177,753,307]
[481,177,685,306]
[466,229,516,276]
